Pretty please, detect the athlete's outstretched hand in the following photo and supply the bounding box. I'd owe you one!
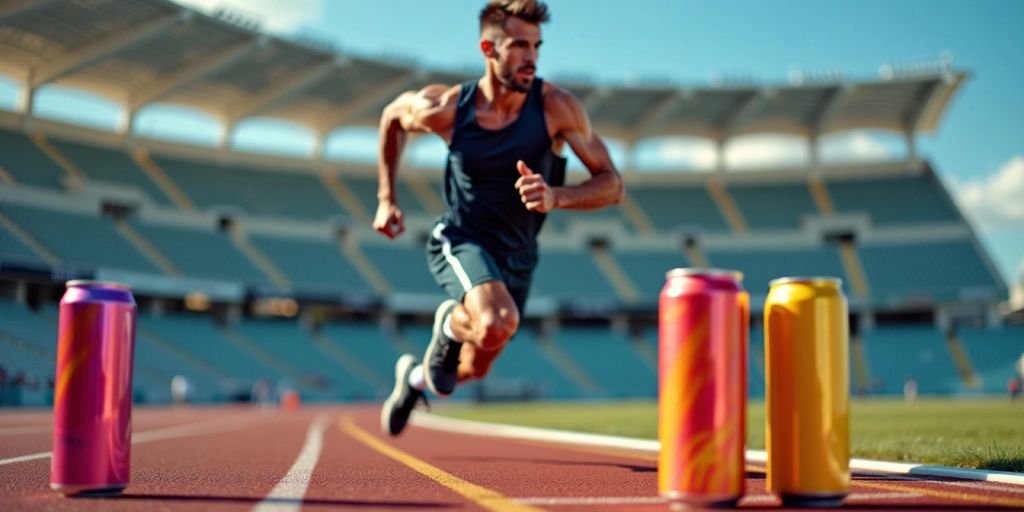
[373,200,405,239]
[514,160,555,213]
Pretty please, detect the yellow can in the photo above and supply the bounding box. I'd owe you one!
[764,277,849,508]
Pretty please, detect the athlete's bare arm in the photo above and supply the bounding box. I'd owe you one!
[375,84,460,238]
[515,84,624,213]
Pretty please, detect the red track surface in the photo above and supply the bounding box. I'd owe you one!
[2,405,1022,511]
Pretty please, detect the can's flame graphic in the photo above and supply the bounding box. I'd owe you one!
[55,306,97,405]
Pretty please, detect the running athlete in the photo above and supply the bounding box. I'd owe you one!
[377,0,623,436]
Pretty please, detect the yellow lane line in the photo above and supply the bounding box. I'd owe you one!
[854,479,1024,509]
[339,416,544,512]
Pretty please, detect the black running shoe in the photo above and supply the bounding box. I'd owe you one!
[423,299,461,397]
[380,354,427,436]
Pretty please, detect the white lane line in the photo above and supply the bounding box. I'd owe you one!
[414,413,1024,486]
[739,493,922,505]
[0,411,267,466]
[0,452,51,465]
[251,413,331,512]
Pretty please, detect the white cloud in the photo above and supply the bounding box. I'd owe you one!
[172,0,322,34]
[951,155,1024,232]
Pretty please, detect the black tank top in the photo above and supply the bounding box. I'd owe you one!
[440,78,566,255]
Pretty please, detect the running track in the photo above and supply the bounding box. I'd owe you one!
[1,405,1022,511]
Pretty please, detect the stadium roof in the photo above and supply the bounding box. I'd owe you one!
[0,0,967,145]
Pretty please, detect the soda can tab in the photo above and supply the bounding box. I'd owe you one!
[50,281,137,496]
[765,277,850,508]
[659,268,747,508]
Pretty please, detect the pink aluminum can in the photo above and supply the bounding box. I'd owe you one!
[51,280,136,496]
[659,268,748,507]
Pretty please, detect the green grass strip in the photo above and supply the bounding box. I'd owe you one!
[437,398,1024,472]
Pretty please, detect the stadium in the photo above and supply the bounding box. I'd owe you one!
[1,0,1022,510]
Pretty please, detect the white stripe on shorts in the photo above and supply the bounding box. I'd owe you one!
[432,223,473,292]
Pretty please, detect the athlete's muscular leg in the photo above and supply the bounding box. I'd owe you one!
[447,280,520,382]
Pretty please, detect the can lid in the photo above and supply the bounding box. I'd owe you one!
[769,276,842,287]
[65,280,131,290]
[665,267,743,282]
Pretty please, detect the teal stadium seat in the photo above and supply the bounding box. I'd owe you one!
[0,220,44,265]
[138,313,286,385]
[861,324,959,395]
[554,326,656,398]
[130,220,268,284]
[631,185,729,233]
[342,174,428,219]
[958,326,1024,394]
[532,247,617,301]
[0,129,67,189]
[827,174,959,225]
[319,322,403,398]
[360,241,438,294]
[249,233,373,295]
[728,183,818,231]
[612,246,690,302]
[153,155,346,220]
[859,240,999,303]
[234,319,365,401]
[0,300,54,383]
[51,138,175,206]
[0,202,159,273]
[706,245,847,298]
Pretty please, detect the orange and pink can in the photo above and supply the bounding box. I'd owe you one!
[658,268,748,507]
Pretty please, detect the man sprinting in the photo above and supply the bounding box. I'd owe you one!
[376,0,623,435]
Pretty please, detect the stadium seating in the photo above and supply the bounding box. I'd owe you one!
[153,154,346,220]
[706,245,847,297]
[130,220,268,284]
[827,174,960,225]
[0,300,54,384]
[359,240,439,294]
[545,204,632,233]
[0,202,159,273]
[233,319,364,401]
[138,313,285,387]
[50,138,175,206]
[728,183,819,231]
[0,220,42,265]
[859,240,999,303]
[612,246,690,301]
[531,247,617,301]
[342,173,429,218]
[0,129,66,189]
[249,233,373,295]
[958,326,1024,394]
[318,321,402,398]
[860,324,960,395]
[630,185,730,233]
[553,325,656,398]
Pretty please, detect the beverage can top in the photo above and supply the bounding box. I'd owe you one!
[769,276,842,288]
[665,267,743,282]
[65,280,131,290]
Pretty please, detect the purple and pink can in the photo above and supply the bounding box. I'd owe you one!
[50,280,136,496]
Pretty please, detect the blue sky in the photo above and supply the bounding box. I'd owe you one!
[2,0,1022,284]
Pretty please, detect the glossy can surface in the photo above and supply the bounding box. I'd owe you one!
[50,281,136,496]
[658,269,747,507]
[765,277,849,507]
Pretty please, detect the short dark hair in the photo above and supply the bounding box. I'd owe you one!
[479,0,550,33]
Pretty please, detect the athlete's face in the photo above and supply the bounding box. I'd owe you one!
[484,17,542,93]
